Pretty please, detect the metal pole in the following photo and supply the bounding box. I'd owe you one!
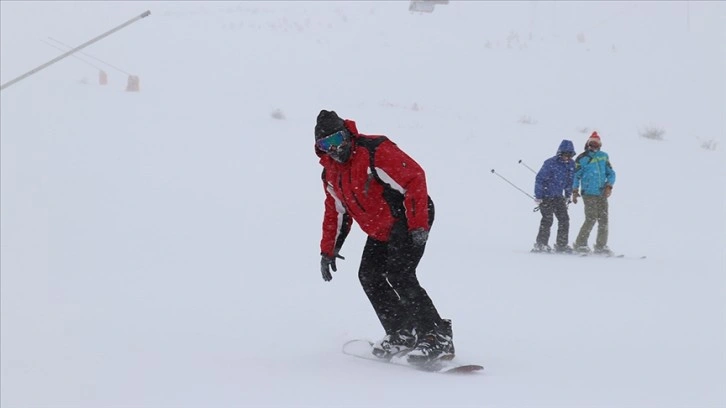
[491,169,540,212]
[1,10,150,91]
[518,159,538,175]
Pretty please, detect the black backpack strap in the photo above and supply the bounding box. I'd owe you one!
[356,136,407,220]
[355,136,387,182]
[356,136,435,227]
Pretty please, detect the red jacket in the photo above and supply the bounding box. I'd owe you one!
[317,120,430,257]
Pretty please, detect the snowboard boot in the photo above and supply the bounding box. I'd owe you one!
[371,329,417,359]
[407,319,455,365]
[532,242,552,253]
[574,244,591,253]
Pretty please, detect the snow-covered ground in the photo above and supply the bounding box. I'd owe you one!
[2,2,725,407]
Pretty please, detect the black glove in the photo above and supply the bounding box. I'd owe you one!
[410,228,429,246]
[320,253,345,282]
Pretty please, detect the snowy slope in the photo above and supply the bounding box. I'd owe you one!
[1,2,725,407]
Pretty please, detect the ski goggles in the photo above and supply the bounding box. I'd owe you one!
[316,130,348,151]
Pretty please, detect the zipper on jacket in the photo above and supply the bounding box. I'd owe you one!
[349,172,367,213]
[338,172,367,213]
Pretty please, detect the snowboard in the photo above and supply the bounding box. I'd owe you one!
[342,339,483,374]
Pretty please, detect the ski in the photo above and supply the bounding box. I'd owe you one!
[529,249,646,260]
[342,339,483,374]
[580,253,647,260]
[530,249,579,256]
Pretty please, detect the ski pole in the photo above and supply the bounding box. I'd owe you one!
[518,159,537,175]
[490,169,540,212]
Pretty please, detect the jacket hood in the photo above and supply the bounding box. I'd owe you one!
[315,119,359,158]
[557,139,576,156]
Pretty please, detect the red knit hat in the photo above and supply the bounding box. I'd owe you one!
[587,131,602,147]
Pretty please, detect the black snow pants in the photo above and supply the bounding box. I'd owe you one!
[358,199,442,336]
[536,196,570,248]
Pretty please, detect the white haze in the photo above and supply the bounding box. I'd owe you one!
[1,1,725,407]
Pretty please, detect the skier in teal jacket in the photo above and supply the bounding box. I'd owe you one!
[571,131,616,254]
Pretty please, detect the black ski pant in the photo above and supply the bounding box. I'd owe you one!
[536,196,570,248]
[358,203,441,336]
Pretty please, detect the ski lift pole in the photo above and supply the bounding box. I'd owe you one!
[39,39,103,70]
[47,37,133,76]
[518,159,538,175]
[490,169,540,212]
[1,10,151,91]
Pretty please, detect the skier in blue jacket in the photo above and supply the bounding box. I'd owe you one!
[571,131,616,254]
[533,139,576,253]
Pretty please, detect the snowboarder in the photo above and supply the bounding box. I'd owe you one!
[314,110,454,364]
[571,131,617,254]
[533,140,576,253]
